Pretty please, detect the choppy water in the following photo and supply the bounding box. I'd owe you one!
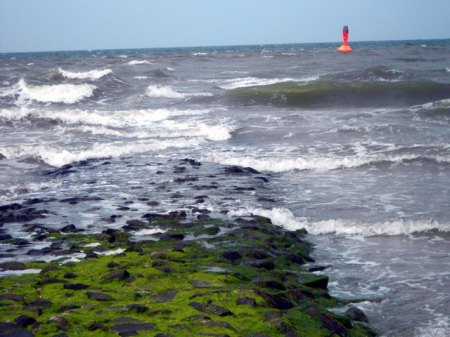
[1,40,450,336]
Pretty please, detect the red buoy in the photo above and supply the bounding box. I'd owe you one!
[337,25,352,53]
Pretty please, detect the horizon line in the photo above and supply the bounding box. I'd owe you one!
[1,37,449,55]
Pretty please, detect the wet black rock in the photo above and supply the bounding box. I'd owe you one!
[151,291,177,303]
[0,204,47,224]
[126,304,148,313]
[86,292,115,301]
[0,294,25,302]
[180,158,201,167]
[0,234,13,241]
[222,251,242,262]
[122,219,147,231]
[60,224,83,233]
[63,283,89,290]
[14,316,36,328]
[320,314,349,337]
[224,166,260,175]
[189,302,233,317]
[159,233,185,241]
[102,269,131,282]
[254,290,293,310]
[111,323,155,337]
[244,259,275,271]
[0,262,26,271]
[252,277,286,291]
[63,272,77,279]
[236,297,257,307]
[345,306,368,322]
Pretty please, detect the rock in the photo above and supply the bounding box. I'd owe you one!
[123,220,147,231]
[252,277,286,290]
[222,251,242,262]
[188,302,233,317]
[159,233,185,241]
[56,305,81,313]
[0,294,25,302]
[111,323,155,337]
[60,224,83,233]
[307,265,330,272]
[246,250,270,260]
[151,291,177,303]
[49,316,69,330]
[14,316,36,328]
[52,334,68,337]
[0,262,26,271]
[87,322,103,331]
[126,304,148,313]
[40,266,60,275]
[191,280,210,288]
[63,272,77,279]
[0,234,13,241]
[297,274,329,290]
[86,292,115,301]
[102,269,131,282]
[286,253,306,265]
[345,306,368,322]
[63,283,89,290]
[236,297,257,307]
[244,259,275,271]
[224,166,260,175]
[320,314,349,337]
[254,290,293,310]
[0,327,34,337]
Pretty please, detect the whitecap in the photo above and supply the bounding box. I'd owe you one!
[58,68,113,80]
[126,60,152,65]
[219,76,318,90]
[146,85,185,98]
[16,78,96,104]
[228,207,450,236]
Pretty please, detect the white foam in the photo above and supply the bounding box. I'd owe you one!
[15,78,96,104]
[1,137,203,167]
[0,269,42,277]
[96,248,125,256]
[204,153,450,173]
[58,68,113,80]
[0,107,214,127]
[219,76,319,90]
[228,207,450,236]
[126,60,152,65]
[146,85,185,99]
[133,228,167,236]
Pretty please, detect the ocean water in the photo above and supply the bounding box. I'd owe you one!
[1,40,450,336]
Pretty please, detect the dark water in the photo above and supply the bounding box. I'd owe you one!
[1,40,450,336]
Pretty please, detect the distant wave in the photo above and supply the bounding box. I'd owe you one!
[205,153,450,172]
[126,60,153,65]
[146,85,185,99]
[58,68,113,80]
[12,79,96,104]
[229,207,450,236]
[225,81,450,108]
[219,76,317,90]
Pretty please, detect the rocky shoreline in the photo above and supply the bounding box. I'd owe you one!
[0,159,376,337]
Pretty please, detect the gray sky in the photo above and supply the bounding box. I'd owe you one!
[1,0,449,53]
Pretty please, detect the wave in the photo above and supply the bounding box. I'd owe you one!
[71,122,237,141]
[219,76,317,90]
[126,60,153,65]
[58,68,113,80]
[228,207,450,236]
[146,85,185,99]
[0,107,214,127]
[0,138,202,167]
[225,81,450,108]
[204,153,450,172]
[4,79,96,105]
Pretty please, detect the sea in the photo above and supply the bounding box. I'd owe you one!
[1,39,449,337]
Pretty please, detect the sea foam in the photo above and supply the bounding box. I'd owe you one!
[16,79,96,104]
[58,68,113,80]
[228,207,450,236]
[146,85,185,99]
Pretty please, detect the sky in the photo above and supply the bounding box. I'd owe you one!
[1,0,449,53]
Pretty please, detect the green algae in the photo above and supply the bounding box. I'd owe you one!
[0,215,376,336]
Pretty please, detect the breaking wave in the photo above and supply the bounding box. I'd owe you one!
[0,138,202,167]
[204,153,450,172]
[226,81,450,107]
[219,76,317,90]
[229,207,450,236]
[58,68,113,80]
[146,85,185,99]
[3,79,96,105]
